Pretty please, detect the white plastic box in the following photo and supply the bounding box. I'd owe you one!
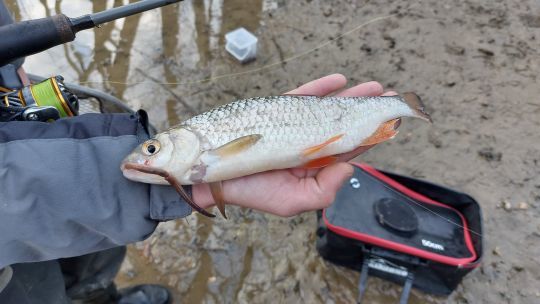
[225,28,258,63]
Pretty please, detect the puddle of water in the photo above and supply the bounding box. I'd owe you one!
[5,0,269,129]
[4,1,444,303]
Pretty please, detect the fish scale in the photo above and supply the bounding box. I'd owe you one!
[184,96,371,149]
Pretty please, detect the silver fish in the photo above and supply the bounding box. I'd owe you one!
[121,93,431,217]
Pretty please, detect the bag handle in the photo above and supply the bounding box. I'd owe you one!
[356,257,415,304]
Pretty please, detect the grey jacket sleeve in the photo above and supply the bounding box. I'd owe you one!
[0,113,191,269]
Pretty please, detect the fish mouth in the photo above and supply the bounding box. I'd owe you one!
[121,163,216,218]
[122,163,165,176]
[121,163,169,184]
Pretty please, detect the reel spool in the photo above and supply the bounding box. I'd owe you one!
[0,75,79,122]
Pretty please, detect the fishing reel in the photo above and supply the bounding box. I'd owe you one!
[0,75,79,122]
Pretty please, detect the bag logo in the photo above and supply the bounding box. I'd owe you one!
[421,239,445,251]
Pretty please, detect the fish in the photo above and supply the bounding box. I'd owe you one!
[121,93,431,218]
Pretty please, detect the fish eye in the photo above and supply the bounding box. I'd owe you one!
[142,140,160,156]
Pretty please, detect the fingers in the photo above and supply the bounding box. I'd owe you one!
[336,81,383,97]
[300,163,354,212]
[285,75,387,99]
[285,73,347,96]
[192,183,215,209]
[289,167,320,178]
[382,90,398,96]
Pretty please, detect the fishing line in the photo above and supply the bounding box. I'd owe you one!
[76,14,397,87]
[407,197,482,238]
[379,181,483,238]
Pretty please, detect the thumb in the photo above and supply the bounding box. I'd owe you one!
[311,162,354,209]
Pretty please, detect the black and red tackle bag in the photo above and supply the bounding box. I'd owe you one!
[316,163,483,304]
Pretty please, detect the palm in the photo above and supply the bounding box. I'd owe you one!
[224,168,333,217]
[193,74,396,216]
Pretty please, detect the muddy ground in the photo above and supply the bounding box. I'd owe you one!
[7,0,540,303]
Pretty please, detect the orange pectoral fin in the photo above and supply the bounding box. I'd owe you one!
[360,118,401,146]
[302,156,338,169]
[302,134,344,157]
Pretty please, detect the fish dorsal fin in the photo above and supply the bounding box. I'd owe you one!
[360,118,401,146]
[210,134,262,158]
[209,181,227,219]
[302,134,344,157]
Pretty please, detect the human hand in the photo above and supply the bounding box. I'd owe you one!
[193,74,396,216]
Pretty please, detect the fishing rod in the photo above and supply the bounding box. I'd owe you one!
[0,0,183,122]
[0,0,183,67]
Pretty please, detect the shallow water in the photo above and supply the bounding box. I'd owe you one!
[6,0,540,303]
[5,0,271,130]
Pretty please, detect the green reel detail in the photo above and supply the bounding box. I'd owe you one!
[30,78,72,117]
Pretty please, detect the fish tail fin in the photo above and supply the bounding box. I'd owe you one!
[401,92,432,123]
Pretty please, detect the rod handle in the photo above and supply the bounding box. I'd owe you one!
[0,14,75,67]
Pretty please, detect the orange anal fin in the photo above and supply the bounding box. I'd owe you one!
[302,156,338,169]
[302,134,344,157]
[360,119,401,146]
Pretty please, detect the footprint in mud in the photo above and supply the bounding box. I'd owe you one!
[445,44,465,56]
[520,14,540,28]
[477,147,502,162]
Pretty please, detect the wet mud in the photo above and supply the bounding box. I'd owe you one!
[7,0,540,303]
